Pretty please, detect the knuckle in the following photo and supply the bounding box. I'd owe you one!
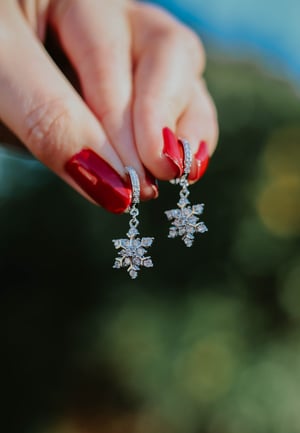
[96,102,120,124]
[24,98,71,167]
[140,91,182,127]
[139,94,157,114]
[152,23,206,73]
[182,27,206,71]
[137,2,205,71]
[138,95,167,125]
[79,43,106,71]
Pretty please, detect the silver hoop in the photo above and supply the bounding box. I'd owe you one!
[113,166,154,278]
[126,166,140,205]
[178,138,193,177]
[165,137,208,247]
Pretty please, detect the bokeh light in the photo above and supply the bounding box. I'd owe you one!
[257,175,300,237]
[256,126,300,237]
[263,127,300,178]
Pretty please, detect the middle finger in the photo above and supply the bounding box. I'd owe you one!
[50,0,158,200]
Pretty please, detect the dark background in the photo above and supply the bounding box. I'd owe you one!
[1,4,300,433]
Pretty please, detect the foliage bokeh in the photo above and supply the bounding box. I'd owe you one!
[1,14,300,433]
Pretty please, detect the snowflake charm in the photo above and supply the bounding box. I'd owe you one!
[165,197,208,247]
[113,227,154,279]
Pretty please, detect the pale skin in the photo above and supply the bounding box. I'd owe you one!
[0,0,218,204]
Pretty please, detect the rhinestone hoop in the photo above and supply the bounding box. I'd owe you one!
[112,167,154,279]
[165,138,208,247]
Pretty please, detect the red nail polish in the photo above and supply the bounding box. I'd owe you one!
[65,149,132,214]
[189,141,210,182]
[162,127,184,177]
[145,170,159,199]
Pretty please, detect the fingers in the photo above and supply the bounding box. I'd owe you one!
[0,2,132,213]
[130,3,207,180]
[49,0,158,200]
[176,80,219,182]
[18,0,49,40]
[50,0,216,189]
[2,0,217,219]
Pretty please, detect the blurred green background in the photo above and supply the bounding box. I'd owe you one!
[1,2,300,433]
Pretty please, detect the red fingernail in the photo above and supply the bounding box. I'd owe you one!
[189,141,210,182]
[65,149,132,214]
[162,127,184,177]
[145,170,159,199]
[145,170,158,198]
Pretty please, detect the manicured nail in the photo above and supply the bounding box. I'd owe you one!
[65,149,132,214]
[189,141,210,182]
[162,127,184,177]
[145,170,159,199]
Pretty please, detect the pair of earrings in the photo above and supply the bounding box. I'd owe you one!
[113,139,208,279]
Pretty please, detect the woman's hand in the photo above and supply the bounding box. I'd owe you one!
[0,0,218,213]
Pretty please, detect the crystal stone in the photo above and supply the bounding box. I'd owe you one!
[193,204,204,214]
[127,227,139,237]
[165,210,175,220]
[133,257,142,266]
[168,229,177,238]
[174,209,181,218]
[197,223,208,233]
[184,239,193,247]
[189,216,198,225]
[129,270,138,279]
[186,225,194,233]
[141,237,153,247]
[178,197,189,207]
[137,247,146,256]
[143,258,153,268]
[113,260,121,269]
[132,238,141,246]
[183,208,191,216]
[124,257,131,266]
[112,239,122,248]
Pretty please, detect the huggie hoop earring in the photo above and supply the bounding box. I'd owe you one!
[165,138,208,247]
[113,167,154,279]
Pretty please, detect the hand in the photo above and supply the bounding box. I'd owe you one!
[0,0,218,213]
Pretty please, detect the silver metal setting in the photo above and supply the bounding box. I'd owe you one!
[181,138,193,176]
[165,138,208,247]
[113,166,154,279]
[127,166,140,205]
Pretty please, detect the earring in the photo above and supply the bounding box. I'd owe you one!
[113,167,154,279]
[165,138,208,247]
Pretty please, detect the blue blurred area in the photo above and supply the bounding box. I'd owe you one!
[148,0,300,84]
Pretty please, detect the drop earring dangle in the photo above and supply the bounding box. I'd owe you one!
[113,167,154,279]
[165,138,208,247]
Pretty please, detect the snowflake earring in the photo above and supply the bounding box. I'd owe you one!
[113,167,154,279]
[165,138,208,247]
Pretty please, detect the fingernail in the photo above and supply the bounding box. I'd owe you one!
[65,149,132,214]
[189,141,210,182]
[162,127,184,177]
[145,170,159,199]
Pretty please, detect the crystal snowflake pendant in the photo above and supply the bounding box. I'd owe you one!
[113,227,154,279]
[113,167,154,279]
[165,138,208,247]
